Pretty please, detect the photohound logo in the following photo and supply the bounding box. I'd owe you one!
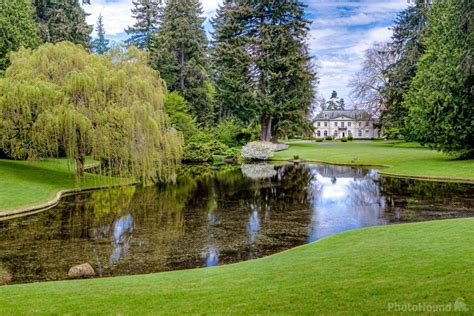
[387,298,469,313]
[454,298,468,312]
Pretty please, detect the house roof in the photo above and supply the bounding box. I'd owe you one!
[314,110,374,121]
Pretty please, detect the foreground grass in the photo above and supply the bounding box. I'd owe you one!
[274,140,474,180]
[0,218,472,314]
[0,159,129,211]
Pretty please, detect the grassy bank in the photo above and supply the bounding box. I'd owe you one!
[273,140,474,180]
[0,159,129,212]
[0,218,472,314]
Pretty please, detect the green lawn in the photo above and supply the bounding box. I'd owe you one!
[273,140,474,181]
[0,218,472,314]
[0,159,130,212]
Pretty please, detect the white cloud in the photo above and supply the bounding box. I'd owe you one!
[85,0,134,36]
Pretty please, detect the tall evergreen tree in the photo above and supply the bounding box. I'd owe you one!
[326,91,339,110]
[212,0,316,141]
[33,0,92,47]
[150,0,212,123]
[382,0,430,129]
[91,14,109,55]
[125,0,162,51]
[0,0,41,74]
[404,0,473,158]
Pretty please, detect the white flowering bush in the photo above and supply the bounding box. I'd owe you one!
[241,164,277,180]
[240,141,276,160]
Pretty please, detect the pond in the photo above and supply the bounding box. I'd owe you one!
[0,163,473,285]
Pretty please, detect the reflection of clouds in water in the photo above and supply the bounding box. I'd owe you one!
[205,246,219,267]
[110,214,134,264]
[247,203,261,244]
[308,169,386,242]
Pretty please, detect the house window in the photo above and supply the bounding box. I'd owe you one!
[334,131,338,136]
[358,130,362,137]
[324,122,328,127]
[317,131,321,137]
[358,122,362,127]
[335,122,338,127]
[341,122,345,127]
[324,131,328,137]
[348,122,351,127]
[317,122,321,127]
[324,114,328,118]
[365,122,369,127]
[366,130,369,134]
[348,130,352,135]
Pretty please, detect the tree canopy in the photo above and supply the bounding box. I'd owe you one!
[125,0,162,51]
[403,0,473,158]
[0,0,41,74]
[91,14,110,55]
[150,0,212,123]
[0,42,182,183]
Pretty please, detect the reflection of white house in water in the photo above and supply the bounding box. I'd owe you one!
[314,110,379,139]
[315,165,368,179]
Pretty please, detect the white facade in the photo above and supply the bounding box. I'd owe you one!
[314,110,378,139]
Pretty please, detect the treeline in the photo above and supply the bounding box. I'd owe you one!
[351,0,473,158]
[0,0,316,164]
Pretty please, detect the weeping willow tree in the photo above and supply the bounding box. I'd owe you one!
[0,42,182,183]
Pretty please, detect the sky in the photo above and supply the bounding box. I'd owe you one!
[85,0,409,106]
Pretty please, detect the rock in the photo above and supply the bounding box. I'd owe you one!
[68,263,95,279]
[0,269,12,286]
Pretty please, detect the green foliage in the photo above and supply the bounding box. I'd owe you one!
[315,138,324,142]
[182,142,212,162]
[164,91,198,138]
[0,42,182,183]
[211,1,316,141]
[403,0,473,158]
[91,14,110,55]
[212,117,244,147]
[125,0,162,51]
[341,137,348,143]
[347,135,353,141]
[382,1,429,129]
[206,140,229,155]
[150,0,212,123]
[33,0,92,47]
[325,136,333,141]
[383,128,402,140]
[222,147,240,159]
[0,0,41,74]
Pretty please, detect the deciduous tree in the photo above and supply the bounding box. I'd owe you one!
[0,42,182,182]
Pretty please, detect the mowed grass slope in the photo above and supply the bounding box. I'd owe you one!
[0,218,472,314]
[0,159,128,211]
[273,141,474,180]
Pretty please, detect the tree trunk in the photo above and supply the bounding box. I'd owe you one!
[261,116,272,142]
[75,129,85,177]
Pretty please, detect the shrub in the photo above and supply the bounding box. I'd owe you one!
[223,147,241,159]
[383,128,402,140]
[348,135,353,141]
[241,164,277,180]
[293,155,300,160]
[315,138,324,142]
[206,140,229,155]
[241,141,275,160]
[183,142,213,162]
[341,137,348,142]
[213,117,243,147]
[325,136,333,141]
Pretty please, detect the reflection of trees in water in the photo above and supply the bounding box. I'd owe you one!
[379,176,474,221]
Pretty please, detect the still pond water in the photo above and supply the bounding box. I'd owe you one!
[1,164,473,284]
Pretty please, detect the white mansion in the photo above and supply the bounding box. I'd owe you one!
[314,110,379,139]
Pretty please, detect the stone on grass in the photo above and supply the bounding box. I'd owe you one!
[68,263,96,279]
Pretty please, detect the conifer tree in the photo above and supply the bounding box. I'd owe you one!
[91,14,110,55]
[212,1,316,141]
[0,0,41,74]
[33,0,92,47]
[125,0,162,51]
[404,0,473,158]
[150,0,212,123]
